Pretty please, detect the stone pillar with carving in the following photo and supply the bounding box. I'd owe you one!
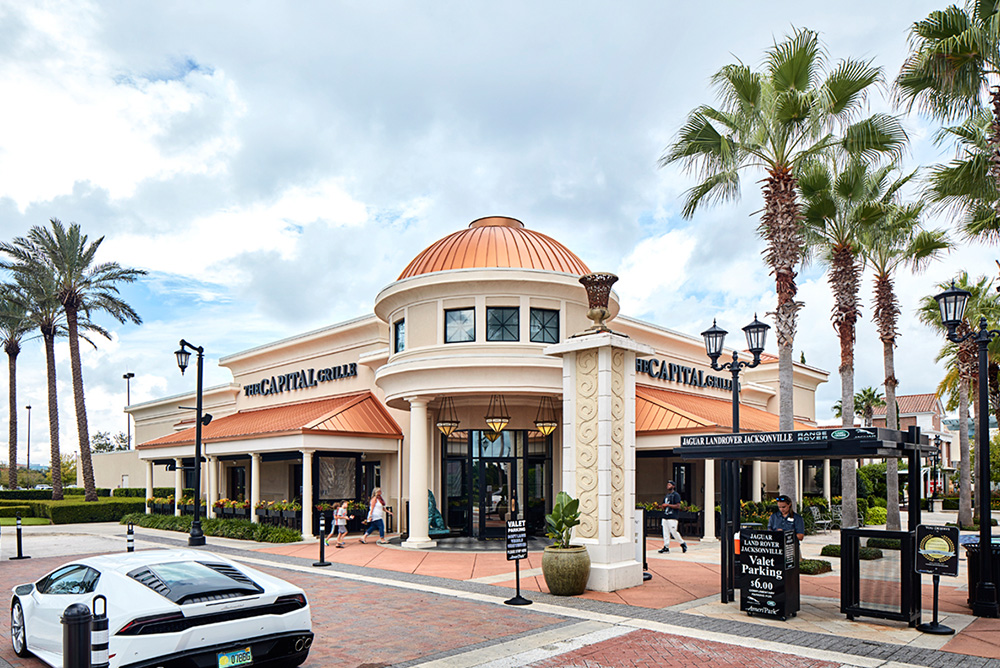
[545,273,652,592]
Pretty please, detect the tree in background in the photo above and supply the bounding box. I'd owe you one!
[0,219,146,502]
[91,431,130,454]
[662,27,904,508]
[0,291,32,489]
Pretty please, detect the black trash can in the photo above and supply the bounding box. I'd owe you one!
[962,538,1000,607]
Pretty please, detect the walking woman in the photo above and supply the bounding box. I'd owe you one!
[360,488,392,544]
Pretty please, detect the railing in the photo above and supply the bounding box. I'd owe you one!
[840,528,919,626]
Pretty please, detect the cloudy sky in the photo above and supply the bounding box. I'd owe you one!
[0,1,987,467]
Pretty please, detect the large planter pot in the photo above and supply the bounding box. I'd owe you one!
[541,546,591,596]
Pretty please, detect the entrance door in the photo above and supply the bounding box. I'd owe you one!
[478,459,516,538]
[672,462,693,503]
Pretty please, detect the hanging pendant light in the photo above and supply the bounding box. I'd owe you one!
[483,429,501,443]
[534,396,558,436]
[435,396,460,436]
[484,394,509,434]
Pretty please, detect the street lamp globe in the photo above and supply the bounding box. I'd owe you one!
[700,319,728,365]
[934,281,971,333]
[742,314,770,358]
[175,347,192,374]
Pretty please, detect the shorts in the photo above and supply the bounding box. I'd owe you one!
[337,525,347,534]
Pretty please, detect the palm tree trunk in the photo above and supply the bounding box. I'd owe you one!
[959,376,973,527]
[841,365,858,527]
[64,306,97,502]
[884,340,901,530]
[43,331,62,501]
[778,342,797,499]
[6,345,18,490]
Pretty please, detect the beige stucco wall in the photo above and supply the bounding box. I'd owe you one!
[84,450,174,491]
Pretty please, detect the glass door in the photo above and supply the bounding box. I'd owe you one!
[479,458,516,538]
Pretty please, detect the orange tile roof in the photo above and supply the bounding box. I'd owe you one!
[138,392,402,449]
[636,385,813,435]
[398,216,591,279]
[871,393,940,417]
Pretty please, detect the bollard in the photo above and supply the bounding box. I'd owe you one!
[313,514,330,567]
[62,602,92,668]
[126,523,134,553]
[9,512,29,560]
[91,595,109,668]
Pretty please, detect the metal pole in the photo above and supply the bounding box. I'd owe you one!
[25,405,30,480]
[62,603,92,668]
[974,329,998,617]
[10,512,29,560]
[313,513,330,567]
[126,523,134,553]
[123,373,134,450]
[189,345,205,547]
[91,595,109,668]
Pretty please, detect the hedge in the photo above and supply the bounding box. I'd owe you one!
[113,488,193,498]
[0,488,111,499]
[820,544,883,560]
[0,505,31,518]
[120,513,302,543]
[867,537,901,550]
[799,559,832,575]
[865,507,887,525]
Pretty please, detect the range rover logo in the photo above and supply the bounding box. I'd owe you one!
[831,430,849,439]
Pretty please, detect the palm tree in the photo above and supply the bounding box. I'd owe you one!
[0,220,146,502]
[863,195,950,530]
[897,1,1000,202]
[0,291,31,489]
[662,28,905,502]
[800,158,909,526]
[854,387,887,427]
[919,273,1000,526]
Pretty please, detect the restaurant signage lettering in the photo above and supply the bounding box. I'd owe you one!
[244,363,358,397]
[740,529,799,620]
[506,519,528,561]
[636,358,732,391]
[681,427,881,448]
[915,525,960,577]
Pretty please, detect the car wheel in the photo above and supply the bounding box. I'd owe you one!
[11,599,31,658]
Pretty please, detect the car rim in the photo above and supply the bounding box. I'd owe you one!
[11,603,24,653]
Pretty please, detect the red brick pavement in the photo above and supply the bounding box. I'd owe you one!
[527,629,842,668]
[0,552,567,668]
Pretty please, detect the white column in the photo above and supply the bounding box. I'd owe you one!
[823,459,831,504]
[206,456,216,519]
[702,459,717,543]
[752,461,762,502]
[145,460,153,515]
[302,450,314,539]
[403,397,436,548]
[250,453,261,524]
[174,458,184,516]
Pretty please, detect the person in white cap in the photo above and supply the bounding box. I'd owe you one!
[659,480,687,553]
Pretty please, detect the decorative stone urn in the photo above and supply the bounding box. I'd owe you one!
[541,545,591,596]
[578,272,618,333]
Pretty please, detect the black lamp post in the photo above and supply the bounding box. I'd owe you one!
[934,282,999,618]
[24,405,31,481]
[930,435,942,513]
[174,340,210,547]
[701,314,770,603]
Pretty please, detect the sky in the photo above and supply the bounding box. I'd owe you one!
[0,1,989,468]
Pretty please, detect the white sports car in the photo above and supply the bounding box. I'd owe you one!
[10,549,313,668]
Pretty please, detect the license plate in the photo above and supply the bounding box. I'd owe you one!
[218,647,252,667]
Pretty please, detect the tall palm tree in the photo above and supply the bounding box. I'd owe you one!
[0,219,146,502]
[897,1,1000,203]
[863,196,950,530]
[919,273,1000,526]
[854,386,887,427]
[800,158,909,526]
[662,28,905,502]
[0,291,31,489]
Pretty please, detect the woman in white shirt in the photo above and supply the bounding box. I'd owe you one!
[360,488,392,544]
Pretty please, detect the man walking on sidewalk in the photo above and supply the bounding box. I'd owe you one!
[659,480,687,554]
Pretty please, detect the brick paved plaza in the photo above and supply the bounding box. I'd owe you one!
[0,523,998,668]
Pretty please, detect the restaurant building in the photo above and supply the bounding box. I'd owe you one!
[127,216,827,541]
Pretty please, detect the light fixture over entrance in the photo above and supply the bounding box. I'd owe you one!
[534,396,558,436]
[484,394,510,434]
[436,396,460,436]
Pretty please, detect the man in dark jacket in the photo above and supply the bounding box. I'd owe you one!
[659,480,687,553]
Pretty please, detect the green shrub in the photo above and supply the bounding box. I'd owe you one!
[0,505,31,517]
[120,513,302,543]
[871,497,887,508]
[867,537,901,550]
[943,497,959,510]
[799,559,832,575]
[0,488,111,500]
[857,498,869,517]
[46,499,146,523]
[865,507,887,525]
[803,496,828,511]
[821,544,841,557]
[859,547,883,560]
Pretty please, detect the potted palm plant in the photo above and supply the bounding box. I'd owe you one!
[541,491,591,596]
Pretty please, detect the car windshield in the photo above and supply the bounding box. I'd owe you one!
[152,562,242,590]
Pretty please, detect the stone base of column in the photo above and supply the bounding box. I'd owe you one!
[699,537,719,543]
[402,537,437,549]
[586,559,643,592]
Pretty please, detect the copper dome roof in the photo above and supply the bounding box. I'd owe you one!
[397,216,591,280]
